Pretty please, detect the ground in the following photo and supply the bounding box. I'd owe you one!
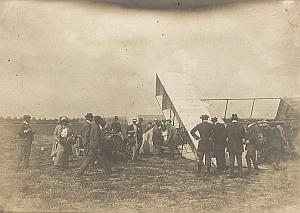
[0,124,300,213]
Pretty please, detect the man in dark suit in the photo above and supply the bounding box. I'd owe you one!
[17,115,34,170]
[81,113,93,156]
[211,117,227,172]
[190,114,214,175]
[77,116,112,176]
[111,115,122,134]
[225,114,246,177]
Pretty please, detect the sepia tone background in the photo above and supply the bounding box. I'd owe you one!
[0,1,300,212]
[0,0,299,119]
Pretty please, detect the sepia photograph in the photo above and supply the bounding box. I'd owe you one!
[0,0,299,212]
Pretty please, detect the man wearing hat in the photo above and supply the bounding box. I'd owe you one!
[81,113,93,156]
[17,115,34,170]
[225,114,246,177]
[211,117,227,172]
[77,115,112,176]
[111,115,122,134]
[127,118,139,161]
[190,114,214,175]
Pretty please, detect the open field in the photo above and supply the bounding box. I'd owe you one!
[0,124,300,212]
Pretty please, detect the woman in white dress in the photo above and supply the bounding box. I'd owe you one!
[51,116,74,170]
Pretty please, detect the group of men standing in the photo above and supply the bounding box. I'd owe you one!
[15,112,289,179]
[190,113,287,177]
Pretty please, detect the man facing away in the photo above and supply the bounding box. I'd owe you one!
[77,116,112,177]
[211,117,227,172]
[17,115,34,170]
[190,114,214,175]
[81,113,93,156]
[225,114,246,178]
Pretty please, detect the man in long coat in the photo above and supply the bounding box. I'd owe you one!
[190,114,214,175]
[225,114,246,177]
[81,113,93,156]
[17,115,34,170]
[77,116,112,176]
[211,117,227,172]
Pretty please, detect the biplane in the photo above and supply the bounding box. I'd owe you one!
[155,72,300,161]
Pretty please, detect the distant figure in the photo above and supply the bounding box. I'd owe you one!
[260,120,272,163]
[276,122,288,159]
[269,123,284,171]
[225,114,246,178]
[77,116,112,176]
[152,119,163,155]
[161,119,167,132]
[51,117,62,160]
[190,114,214,175]
[17,115,34,170]
[81,113,93,156]
[51,116,74,170]
[245,122,260,174]
[211,117,227,172]
[111,115,122,134]
[127,118,138,161]
[165,119,177,160]
[136,117,144,155]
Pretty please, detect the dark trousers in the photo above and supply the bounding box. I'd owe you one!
[229,152,242,174]
[214,149,226,171]
[245,150,258,171]
[17,142,32,169]
[197,151,212,174]
[78,148,111,175]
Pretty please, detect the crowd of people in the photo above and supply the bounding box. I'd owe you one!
[15,112,297,179]
[190,113,294,178]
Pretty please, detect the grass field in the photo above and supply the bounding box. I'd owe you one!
[0,123,300,212]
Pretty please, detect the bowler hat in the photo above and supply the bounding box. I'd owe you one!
[231,114,239,121]
[200,114,209,120]
[85,113,93,119]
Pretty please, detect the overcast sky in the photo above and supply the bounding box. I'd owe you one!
[0,0,299,118]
